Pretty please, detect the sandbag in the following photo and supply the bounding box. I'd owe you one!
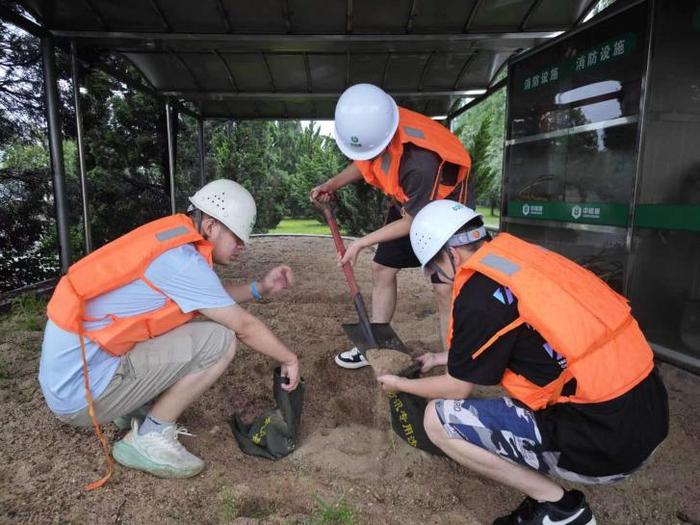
[230,367,304,460]
[388,369,446,457]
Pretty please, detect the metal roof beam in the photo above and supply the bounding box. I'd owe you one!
[576,0,600,25]
[405,0,418,33]
[163,89,487,100]
[448,77,506,120]
[81,0,109,30]
[346,0,353,33]
[417,52,435,91]
[281,0,292,33]
[213,49,238,91]
[49,29,561,42]
[519,0,545,31]
[149,0,172,32]
[169,50,203,90]
[463,0,484,32]
[215,0,232,33]
[453,50,478,90]
[303,52,312,92]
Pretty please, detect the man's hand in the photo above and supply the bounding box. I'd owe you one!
[309,181,335,203]
[339,240,365,267]
[415,352,447,373]
[260,265,293,296]
[280,356,300,391]
[377,374,403,393]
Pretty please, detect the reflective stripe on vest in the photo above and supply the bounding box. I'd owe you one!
[480,254,521,277]
[447,233,654,410]
[381,151,392,174]
[155,225,190,241]
[354,106,471,204]
[403,126,425,139]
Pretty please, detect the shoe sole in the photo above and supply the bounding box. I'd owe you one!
[334,354,370,369]
[112,441,204,478]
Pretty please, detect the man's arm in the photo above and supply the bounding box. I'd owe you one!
[309,163,364,203]
[360,212,413,245]
[339,213,413,266]
[199,303,300,390]
[378,372,473,400]
[223,265,293,304]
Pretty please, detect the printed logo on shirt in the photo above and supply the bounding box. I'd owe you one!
[543,342,567,369]
[493,286,515,305]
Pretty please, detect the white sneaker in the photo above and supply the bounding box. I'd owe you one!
[334,347,370,369]
[112,419,205,478]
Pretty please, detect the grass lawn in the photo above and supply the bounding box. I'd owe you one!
[268,218,335,235]
[476,206,500,229]
[269,208,500,236]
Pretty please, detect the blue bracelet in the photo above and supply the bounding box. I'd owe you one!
[250,280,262,301]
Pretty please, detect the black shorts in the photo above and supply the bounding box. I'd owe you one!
[373,205,442,284]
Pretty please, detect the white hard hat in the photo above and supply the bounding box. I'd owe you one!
[188,179,257,243]
[410,200,483,269]
[334,83,400,160]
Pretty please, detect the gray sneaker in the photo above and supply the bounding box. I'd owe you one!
[112,419,205,478]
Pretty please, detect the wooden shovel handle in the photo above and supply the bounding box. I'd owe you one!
[321,205,361,298]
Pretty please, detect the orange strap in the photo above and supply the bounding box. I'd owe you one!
[472,316,526,359]
[429,160,445,201]
[77,303,113,491]
[458,176,468,205]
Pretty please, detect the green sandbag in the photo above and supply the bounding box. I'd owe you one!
[230,367,304,460]
[388,368,446,457]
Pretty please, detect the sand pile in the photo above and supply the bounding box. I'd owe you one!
[366,348,414,376]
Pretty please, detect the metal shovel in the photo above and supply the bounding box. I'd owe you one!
[321,205,420,376]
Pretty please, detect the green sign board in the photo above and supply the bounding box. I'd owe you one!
[507,201,629,226]
[507,202,700,232]
[521,33,637,92]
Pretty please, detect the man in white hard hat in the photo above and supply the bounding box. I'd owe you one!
[377,200,668,525]
[40,179,300,482]
[310,83,474,369]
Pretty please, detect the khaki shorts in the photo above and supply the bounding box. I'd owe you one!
[58,321,234,428]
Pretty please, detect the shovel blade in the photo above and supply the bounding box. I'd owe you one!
[341,322,409,355]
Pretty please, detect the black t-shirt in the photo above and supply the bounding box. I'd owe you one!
[397,144,475,217]
[448,272,669,476]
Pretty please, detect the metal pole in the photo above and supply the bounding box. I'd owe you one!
[71,40,93,253]
[623,0,656,296]
[197,118,206,186]
[165,101,177,214]
[41,36,71,272]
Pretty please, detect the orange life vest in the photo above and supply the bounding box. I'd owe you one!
[354,107,472,205]
[447,233,654,411]
[47,213,213,356]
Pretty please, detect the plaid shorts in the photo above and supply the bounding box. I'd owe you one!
[435,396,633,485]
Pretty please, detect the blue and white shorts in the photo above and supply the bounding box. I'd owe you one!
[435,397,632,485]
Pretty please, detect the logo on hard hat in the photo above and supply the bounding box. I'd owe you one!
[470,230,482,240]
[351,136,359,143]
[571,205,582,220]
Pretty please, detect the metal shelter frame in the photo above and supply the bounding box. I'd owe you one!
[0,0,602,272]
